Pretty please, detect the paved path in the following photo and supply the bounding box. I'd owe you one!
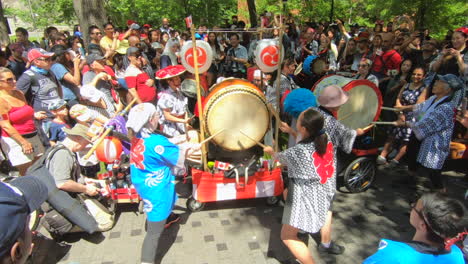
[31,163,466,264]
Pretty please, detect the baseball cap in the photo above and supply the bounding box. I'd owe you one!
[143,24,152,28]
[85,53,105,65]
[27,48,54,62]
[63,123,92,141]
[126,47,141,57]
[50,44,70,56]
[0,176,48,256]
[80,84,104,103]
[354,32,370,42]
[48,99,67,111]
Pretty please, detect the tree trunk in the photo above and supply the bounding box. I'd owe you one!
[73,0,108,47]
[246,0,257,28]
[0,1,10,47]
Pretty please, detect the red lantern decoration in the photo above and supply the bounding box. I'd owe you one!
[96,136,123,163]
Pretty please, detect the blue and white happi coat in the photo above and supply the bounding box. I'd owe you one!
[409,95,456,170]
[130,133,186,222]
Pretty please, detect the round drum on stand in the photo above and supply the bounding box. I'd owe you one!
[313,75,383,130]
[294,55,327,89]
[203,78,270,151]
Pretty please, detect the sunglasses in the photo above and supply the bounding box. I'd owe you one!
[0,77,15,83]
[36,57,52,62]
[91,32,102,35]
[358,64,369,67]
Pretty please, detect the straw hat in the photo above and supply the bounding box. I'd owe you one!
[155,65,186,80]
[317,85,349,108]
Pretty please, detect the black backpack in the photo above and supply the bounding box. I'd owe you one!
[27,145,99,237]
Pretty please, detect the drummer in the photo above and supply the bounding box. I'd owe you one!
[156,65,191,137]
[281,84,366,255]
[267,57,299,111]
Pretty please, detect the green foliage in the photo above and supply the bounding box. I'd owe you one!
[4,0,466,39]
[5,0,75,30]
[105,0,238,30]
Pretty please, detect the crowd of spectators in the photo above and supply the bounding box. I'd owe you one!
[0,14,467,263]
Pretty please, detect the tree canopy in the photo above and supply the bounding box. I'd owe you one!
[3,0,467,39]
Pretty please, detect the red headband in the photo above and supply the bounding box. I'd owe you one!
[444,230,467,250]
[455,27,468,36]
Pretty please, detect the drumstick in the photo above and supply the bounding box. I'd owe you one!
[371,121,397,125]
[239,130,268,149]
[362,124,375,131]
[199,129,225,145]
[267,104,281,122]
[338,111,355,122]
[84,98,138,160]
[381,106,401,112]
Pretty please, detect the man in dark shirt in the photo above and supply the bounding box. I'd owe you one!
[7,43,27,79]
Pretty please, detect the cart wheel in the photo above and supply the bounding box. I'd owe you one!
[186,198,205,212]
[343,156,376,193]
[138,200,145,214]
[266,196,280,206]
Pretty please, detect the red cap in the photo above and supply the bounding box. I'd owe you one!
[27,48,54,62]
[127,19,137,26]
[143,24,151,28]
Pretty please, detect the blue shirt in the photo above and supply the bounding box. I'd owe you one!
[48,121,69,142]
[50,63,78,101]
[364,239,464,264]
[130,134,182,222]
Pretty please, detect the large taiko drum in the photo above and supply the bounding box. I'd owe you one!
[203,78,270,151]
[313,75,382,130]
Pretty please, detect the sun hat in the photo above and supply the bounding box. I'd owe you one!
[63,123,92,141]
[436,74,464,91]
[155,65,186,80]
[69,104,92,122]
[317,85,349,108]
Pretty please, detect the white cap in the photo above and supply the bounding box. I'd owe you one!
[80,84,104,103]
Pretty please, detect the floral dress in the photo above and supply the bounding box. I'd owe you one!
[393,83,426,141]
[157,88,188,137]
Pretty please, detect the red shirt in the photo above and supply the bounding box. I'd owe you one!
[371,49,402,76]
[124,64,157,103]
[1,104,36,137]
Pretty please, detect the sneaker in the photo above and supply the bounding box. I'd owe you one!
[318,241,345,255]
[164,213,180,228]
[376,155,387,165]
[385,159,400,169]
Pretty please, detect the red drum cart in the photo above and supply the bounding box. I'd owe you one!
[185,78,284,212]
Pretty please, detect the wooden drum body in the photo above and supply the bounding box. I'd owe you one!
[312,75,382,130]
[203,78,270,151]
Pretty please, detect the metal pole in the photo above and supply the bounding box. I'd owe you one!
[190,25,208,171]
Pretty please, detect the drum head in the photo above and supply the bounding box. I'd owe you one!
[337,80,382,129]
[312,59,327,75]
[204,79,269,151]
